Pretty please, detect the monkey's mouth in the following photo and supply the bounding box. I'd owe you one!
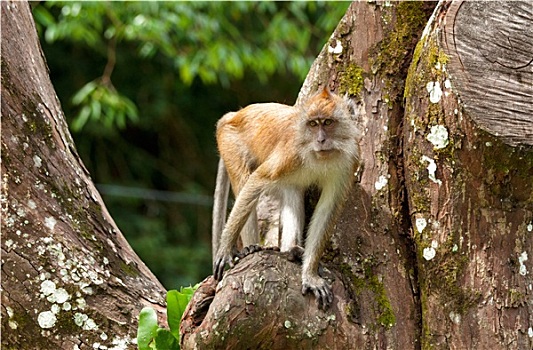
[314,149,337,157]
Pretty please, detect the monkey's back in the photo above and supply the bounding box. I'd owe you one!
[216,103,301,182]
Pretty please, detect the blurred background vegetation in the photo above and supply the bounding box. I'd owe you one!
[31,1,350,289]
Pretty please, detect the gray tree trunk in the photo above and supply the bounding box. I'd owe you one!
[1,2,166,349]
[182,1,532,349]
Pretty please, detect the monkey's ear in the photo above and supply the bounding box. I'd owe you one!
[319,87,333,99]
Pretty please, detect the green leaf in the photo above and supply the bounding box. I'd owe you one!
[154,328,180,350]
[33,7,56,27]
[71,105,91,132]
[166,285,198,338]
[166,290,188,339]
[90,100,102,120]
[137,307,158,350]
[72,81,97,105]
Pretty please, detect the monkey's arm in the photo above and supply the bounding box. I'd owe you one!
[213,171,269,281]
[301,179,351,309]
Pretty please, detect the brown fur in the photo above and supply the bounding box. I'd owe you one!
[212,88,362,309]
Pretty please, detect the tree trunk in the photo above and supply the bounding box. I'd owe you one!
[1,2,166,349]
[404,1,532,348]
[181,1,532,349]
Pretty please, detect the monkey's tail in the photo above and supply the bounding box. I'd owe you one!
[212,158,230,264]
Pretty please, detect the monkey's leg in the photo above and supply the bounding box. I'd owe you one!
[279,186,305,252]
[240,206,259,247]
[300,183,343,309]
[213,173,266,281]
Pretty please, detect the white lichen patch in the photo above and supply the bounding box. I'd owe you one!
[421,155,442,185]
[6,306,14,318]
[328,39,343,55]
[528,327,533,338]
[108,335,134,350]
[28,199,37,209]
[5,239,14,250]
[374,175,388,191]
[426,81,442,104]
[527,223,532,232]
[423,247,436,261]
[16,207,26,217]
[33,155,42,168]
[518,252,528,276]
[38,310,57,329]
[444,79,452,96]
[74,312,99,331]
[44,216,57,231]
[415,217,427,233]
[48,287,70,304]
[426,125,449,149]
[30,233,114,338]
[51,304,61,314]
[40,280,57,296]
[449,311,461,324]
[76,298,87,309]
[6,306,18,329]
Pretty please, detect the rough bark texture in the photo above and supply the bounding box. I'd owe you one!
[182,1,532,349]
[404,1,532,348]
[1,2,166,349]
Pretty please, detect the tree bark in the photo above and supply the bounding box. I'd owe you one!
[404,1,532,348]
[1,2,166,349]
[181,1,532,349]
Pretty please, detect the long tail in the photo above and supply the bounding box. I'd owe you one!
[212,158,230,264]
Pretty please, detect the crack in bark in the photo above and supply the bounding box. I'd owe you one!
[390,109,423,350]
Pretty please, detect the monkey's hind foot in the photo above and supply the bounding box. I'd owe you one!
[287,245,305,263]
[235,244,262,260]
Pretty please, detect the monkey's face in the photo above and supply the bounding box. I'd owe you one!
[298,89,361,164]
[306,118,339,157]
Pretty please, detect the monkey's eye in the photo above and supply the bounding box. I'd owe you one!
[323,119,334,126]
[308,120,318,127]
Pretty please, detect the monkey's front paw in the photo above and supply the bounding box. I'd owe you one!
[213,253,234,281]
[302,276,333,310]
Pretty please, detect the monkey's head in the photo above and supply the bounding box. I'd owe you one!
[298,89,361,163]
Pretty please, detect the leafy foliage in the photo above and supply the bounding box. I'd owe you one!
[71,80,138,131]
[32,2,349,288]
[34,2,348,88]
[137,286,198,350]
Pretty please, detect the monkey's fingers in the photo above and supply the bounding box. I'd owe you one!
[237,244,262,259]
[213,258,224,281]
[302,282,333,310]
[213,255,235,281]
[213,257,228,281]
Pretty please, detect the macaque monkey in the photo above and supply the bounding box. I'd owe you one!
[212,88,361,309]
